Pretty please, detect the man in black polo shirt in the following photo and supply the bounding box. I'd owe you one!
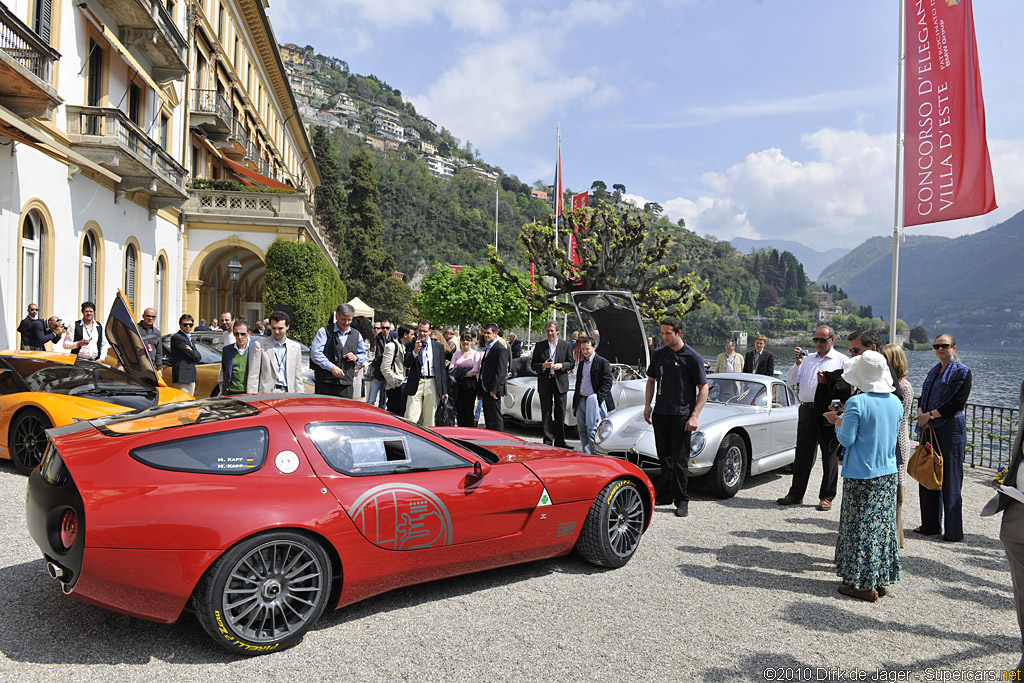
[644,316,708,518]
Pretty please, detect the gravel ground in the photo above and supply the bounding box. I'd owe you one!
[0,422,1019,682]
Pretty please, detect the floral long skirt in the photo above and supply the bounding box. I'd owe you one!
[835,473,901,590]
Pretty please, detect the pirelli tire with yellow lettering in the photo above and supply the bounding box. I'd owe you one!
[192,530,333,654]
[575,478,647,568]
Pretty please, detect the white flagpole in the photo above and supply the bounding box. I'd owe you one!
[889,0,907,345]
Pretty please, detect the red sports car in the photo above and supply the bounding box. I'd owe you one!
[27,396,654,654]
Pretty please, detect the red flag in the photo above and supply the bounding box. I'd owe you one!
[569,191,587,272]
[903,0,995,227]
[529,261,535,292]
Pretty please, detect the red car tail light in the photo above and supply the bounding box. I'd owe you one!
[59,509,77,550]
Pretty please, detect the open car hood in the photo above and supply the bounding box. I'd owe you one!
[570,290,649,370]
[104,290,159,388]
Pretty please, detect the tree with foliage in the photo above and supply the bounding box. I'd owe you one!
[344,149,395,299]
[489,202,708,320]
[263,239,346,345]
[757,283,779,310]
[643,202,663,218]
[368,276,415,325]
[415,263,530,332]
[910,324,929,343]
[311,127,346,268]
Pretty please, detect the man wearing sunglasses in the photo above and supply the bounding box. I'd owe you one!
[778,325,848,511]
[366,321,392,409]
[18,303,60,351]
[138,308,163,371]
[169,314,203,396]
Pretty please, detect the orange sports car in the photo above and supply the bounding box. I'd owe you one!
[0,292,191,474]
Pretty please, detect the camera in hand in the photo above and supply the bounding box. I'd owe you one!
[830,399,843,414]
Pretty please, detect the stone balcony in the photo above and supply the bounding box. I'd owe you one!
[66,105,187,215]
[0,2,61,118]
[183,188,339,270]
[90,0,187,82]
[190,88,231,137]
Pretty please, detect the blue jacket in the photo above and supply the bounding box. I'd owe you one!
[836,392,903,479]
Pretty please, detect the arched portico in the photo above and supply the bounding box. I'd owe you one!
[186,239,266,324]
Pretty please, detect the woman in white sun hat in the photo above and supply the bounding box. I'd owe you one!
[824,350,904,603]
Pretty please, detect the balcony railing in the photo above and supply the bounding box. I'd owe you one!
[184,188,339,266]
[0,2,59,82]
[192,89,230,120]
[910,397,1019,471]
[0,2,61,117]
[191,88,231,136]
[66,105,187,197]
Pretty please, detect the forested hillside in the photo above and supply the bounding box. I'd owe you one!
[817,211,1024,345]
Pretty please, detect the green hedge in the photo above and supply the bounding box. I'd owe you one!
[189,178,299,194]
[263,239,346,345]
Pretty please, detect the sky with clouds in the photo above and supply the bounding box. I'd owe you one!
[268,0,1024,252]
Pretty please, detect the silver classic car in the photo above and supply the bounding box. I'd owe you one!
[592,373,799,498]
[501,291,650,427]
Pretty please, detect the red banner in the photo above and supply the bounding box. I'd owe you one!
[571,191,588,211]
[903,0,995,227]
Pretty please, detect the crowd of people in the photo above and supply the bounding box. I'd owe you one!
[15,299,1024,672]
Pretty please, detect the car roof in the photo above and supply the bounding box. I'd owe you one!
[708,372,779,384]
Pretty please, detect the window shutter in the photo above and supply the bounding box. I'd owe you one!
[125,245,136,304]
[35,0,52,43]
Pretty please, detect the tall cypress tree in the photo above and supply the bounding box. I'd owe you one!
[311,127,348,275]
[344,150,394,299]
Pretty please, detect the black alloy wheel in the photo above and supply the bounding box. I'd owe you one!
[10,408,52,475]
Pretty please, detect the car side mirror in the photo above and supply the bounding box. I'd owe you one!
[473,460,491,478]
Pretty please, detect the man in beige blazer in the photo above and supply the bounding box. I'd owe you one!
[248,312,305,394]
[714,340,745,373]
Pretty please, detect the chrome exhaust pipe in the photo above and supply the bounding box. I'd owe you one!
[46,562,66,580]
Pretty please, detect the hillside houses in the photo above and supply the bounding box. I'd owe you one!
[278,43,500,183]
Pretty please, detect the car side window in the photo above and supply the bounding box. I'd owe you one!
[129,427,268,474]
[306,423,471,476]
[0,368,20,395]
[772,384,790,407]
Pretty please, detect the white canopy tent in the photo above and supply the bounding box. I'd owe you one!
[347,297,374,320]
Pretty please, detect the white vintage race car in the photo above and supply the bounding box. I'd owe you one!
[501,291,651,428]
[593,373,799,498]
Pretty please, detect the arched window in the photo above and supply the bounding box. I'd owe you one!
[155,256,166,324]
[22,210,44,313]
[124,243,137,309]
[82,231,97,304]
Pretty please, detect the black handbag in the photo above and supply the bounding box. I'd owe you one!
[434,395,457,427]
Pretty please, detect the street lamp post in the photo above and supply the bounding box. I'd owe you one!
[228,254,242,316]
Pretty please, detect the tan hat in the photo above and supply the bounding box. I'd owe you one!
[841,350,894,394]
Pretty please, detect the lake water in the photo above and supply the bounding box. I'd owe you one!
[693,345,1023,408]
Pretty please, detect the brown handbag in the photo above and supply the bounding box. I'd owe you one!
[908,428,944,490]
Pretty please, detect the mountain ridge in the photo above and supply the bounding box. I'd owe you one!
[730,238,849,281]
[816,212,1024,345]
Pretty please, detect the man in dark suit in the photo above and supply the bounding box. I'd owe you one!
[573,337,615,453]
[744,334,775,377]
[531,320,575,447]
[479,322,509,432]
[404,319,450,427]
[168,314,203,396]
[508,332,522,359]
[18,303,61,350]
[218,320,259,396]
